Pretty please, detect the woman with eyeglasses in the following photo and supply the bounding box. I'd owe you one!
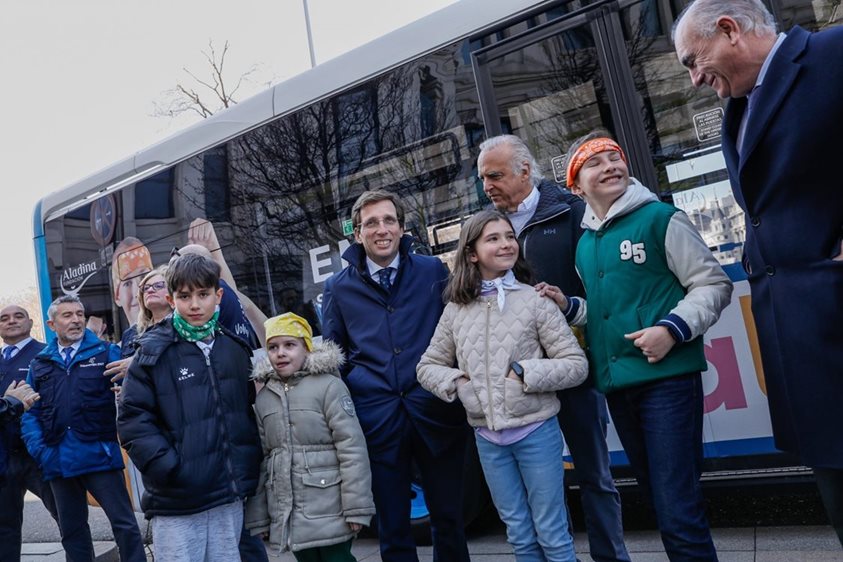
[136,267,173,335]
[119,266,173,359]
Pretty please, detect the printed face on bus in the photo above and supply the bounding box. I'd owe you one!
[355,199,404,268]
[116,270,149,325]
[48,302,86,346]
[167,285,223,327]
[266,335,308,378]
[478,145,532,212]
[0,305,33,345]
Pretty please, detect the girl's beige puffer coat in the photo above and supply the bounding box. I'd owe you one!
[245,341,374,552]
[417,286,588,430]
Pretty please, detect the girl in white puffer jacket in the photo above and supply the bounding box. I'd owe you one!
[417,210,587,562]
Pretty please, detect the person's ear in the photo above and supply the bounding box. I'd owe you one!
[165,294,175,308]
[215,287,224,304]
[716,16,740,43]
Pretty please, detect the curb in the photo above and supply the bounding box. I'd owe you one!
[21,541,120,561]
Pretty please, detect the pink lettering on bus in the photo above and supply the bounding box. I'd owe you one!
[703,337,748,414]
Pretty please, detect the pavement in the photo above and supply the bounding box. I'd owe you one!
[22,493,843,561]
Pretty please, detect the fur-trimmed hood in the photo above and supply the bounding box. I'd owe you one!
[251,339,345,383]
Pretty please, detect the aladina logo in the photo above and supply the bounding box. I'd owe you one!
[60,261,100,297]
[177,367,195,382]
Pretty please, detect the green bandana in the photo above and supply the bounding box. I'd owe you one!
[173,310,220,342]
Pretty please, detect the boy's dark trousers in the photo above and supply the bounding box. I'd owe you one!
[50,469,146,562]
[0,452,59,561]
[239,519,270,561]
[293,539,356,562]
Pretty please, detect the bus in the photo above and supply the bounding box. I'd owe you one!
[33,0,840,529]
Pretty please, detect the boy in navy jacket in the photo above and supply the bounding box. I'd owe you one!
[119,253,262,560]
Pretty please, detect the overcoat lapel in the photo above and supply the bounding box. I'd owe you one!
[739,27,809,173]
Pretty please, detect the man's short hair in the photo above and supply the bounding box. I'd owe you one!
[47,295,84,321]
[351,190,406,230]
[0,305,30,320]
[673,0,776,42]
[478,134,544,188]
[166,253,221,293]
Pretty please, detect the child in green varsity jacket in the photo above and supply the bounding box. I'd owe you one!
[538,132,732,561]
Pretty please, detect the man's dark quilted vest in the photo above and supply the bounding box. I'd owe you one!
[30,348,117,446]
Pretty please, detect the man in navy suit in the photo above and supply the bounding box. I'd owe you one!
[674,0,843,545]
[0,305,58,561]
[323,190,470,562]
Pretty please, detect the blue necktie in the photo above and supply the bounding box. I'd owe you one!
[2,346,15,361]
[377,268,393,291]
[739,86,759,155]
[62,347,73,367]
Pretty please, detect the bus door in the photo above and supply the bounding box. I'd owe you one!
[471,0,780,469]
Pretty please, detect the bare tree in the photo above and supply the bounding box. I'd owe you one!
[153,40,268,119]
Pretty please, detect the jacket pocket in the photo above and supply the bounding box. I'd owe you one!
[504,377,535,419]
[301,469,342,519]
[77,368,110,395]
[456,380,484,421]
[80,399,117,430]
[636,302,662,331]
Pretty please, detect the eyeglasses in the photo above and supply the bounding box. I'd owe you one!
[142,281,167,294]
[359,216,399,231]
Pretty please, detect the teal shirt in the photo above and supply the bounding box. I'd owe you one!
[576,201,707,393]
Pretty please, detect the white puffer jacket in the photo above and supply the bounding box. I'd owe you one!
[417,285,588,430]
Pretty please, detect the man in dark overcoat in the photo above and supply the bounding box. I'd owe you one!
[322,190,470,562]
[0,305,59,561]
[674,0,843,544]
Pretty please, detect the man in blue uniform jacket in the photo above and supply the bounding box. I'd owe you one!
[322,190,470,562]
[22,295,145,562]
[0,304,59,561]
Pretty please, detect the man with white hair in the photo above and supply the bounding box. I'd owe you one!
[674,0,843,544]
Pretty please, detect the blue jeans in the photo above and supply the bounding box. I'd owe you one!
[475,419,576,562]
[558,385,630,561]
[606,373,717,562]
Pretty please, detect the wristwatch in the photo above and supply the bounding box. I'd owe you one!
[509,361,524,380]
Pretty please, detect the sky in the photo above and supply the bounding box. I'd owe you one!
[0,0,458,297]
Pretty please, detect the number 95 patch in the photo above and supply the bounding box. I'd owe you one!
[619,240,647,264]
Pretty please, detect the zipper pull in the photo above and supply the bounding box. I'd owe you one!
[284,382,289,392]
[201,345,212,367]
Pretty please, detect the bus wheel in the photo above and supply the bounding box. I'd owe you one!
[410,483,433,546]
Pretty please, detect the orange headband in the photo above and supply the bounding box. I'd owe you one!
[565,138,627,187]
